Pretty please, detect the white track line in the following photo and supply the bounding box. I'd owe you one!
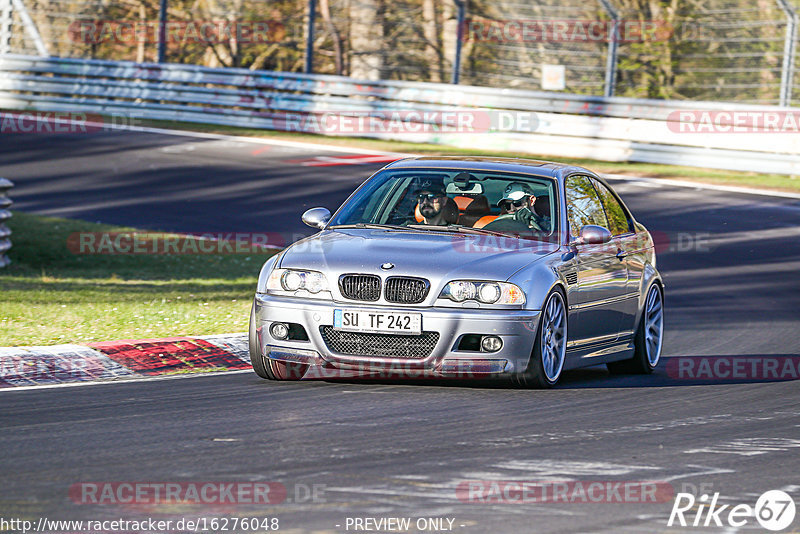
[602,173,800,200]
[0,369,253,393]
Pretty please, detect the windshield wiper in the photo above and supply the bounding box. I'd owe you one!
[330,223,411,231]
[449,225,510,237]
[407,224,507,237]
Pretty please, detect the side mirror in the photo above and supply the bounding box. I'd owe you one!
[301,207,331,229]
[571,225,612,246]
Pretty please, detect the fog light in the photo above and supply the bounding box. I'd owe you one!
[481,335,503,352]
[270,322,289,340]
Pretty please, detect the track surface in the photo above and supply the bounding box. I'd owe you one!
[2,130,800,533]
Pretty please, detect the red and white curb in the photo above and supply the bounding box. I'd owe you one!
[0,334,250,389]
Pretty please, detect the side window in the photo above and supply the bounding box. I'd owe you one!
[565,175,607,237]
[592,179,631,236]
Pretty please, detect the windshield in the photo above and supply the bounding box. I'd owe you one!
[328,169,558,239]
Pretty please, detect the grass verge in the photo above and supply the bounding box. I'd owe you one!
[136,118,800,193]
[0,212,277,346]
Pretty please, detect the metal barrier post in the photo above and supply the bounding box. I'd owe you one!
[157,0,167,63]
[0,0,12,56]
[0,178,13,268]
[776,0,798,107]
[304,0,316,74]
[598,0,619,98]
[451,0,466,85]
[11,0,46,56]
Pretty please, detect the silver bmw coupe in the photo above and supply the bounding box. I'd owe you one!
[249,157,664,387]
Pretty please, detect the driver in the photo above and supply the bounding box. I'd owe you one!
[413,178,451,225]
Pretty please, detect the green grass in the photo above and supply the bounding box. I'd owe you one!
[139,118,800,192]
[0,212,277,346]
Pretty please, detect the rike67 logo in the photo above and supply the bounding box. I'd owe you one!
[668,490,796,531]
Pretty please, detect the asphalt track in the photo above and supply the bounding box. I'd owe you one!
[1,129,800,533]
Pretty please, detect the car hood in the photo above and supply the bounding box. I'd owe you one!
[279,228,559,288]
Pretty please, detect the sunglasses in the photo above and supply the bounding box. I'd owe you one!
[500,199,526,209]
[417,193,444,202]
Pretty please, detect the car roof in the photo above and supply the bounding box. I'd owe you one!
[383,156,595,181]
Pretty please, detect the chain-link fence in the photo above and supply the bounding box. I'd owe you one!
[1,0,798,106]
[459,0,614,94]
[613,0,798,105]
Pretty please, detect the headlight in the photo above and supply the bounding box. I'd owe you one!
[266,268,331,299]
[439,281,525,305]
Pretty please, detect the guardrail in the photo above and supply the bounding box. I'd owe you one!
[0,178,13,268]
[0,54,797,175]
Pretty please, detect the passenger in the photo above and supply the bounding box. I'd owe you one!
[485,182,547,232]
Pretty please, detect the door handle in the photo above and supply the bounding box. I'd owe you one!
[616,249,629,260]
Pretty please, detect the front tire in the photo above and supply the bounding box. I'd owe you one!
[607,283,664,375]
[248,302,308,381]
[515,288,568,388]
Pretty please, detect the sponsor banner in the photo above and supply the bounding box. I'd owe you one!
[456,480,675,504]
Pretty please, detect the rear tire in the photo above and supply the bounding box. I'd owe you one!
[248,302,308,381]
[607,283,664,375]
[515,288,567,388]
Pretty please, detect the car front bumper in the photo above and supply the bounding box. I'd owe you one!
[253,293,541,378]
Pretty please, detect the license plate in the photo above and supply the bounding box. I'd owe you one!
[333,309,422,335]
